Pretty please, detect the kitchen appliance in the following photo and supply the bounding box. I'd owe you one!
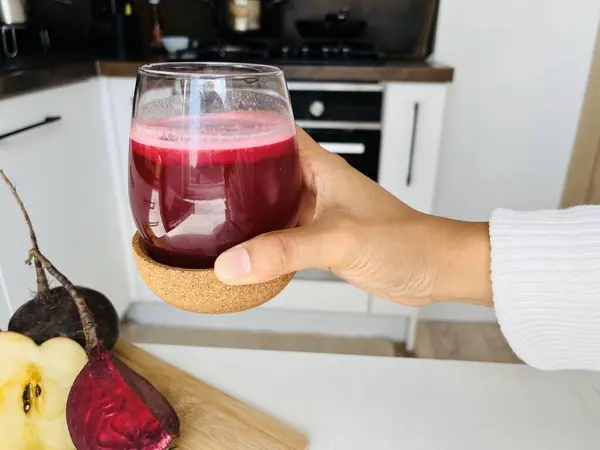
[296,8,367,40]
[0,0,27,25]
[0,26,48,62]
[1,25,17,57]
[169,38,383,65]
[290,83,382,182]
[283,0,439,60]
[0,0,27,58]
[214,0,288,38]
[227,0,261,32]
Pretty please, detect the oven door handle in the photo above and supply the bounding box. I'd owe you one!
[296,120,381,131]
[318,142,366,155]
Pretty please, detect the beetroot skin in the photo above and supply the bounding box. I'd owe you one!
[67,345,180,449]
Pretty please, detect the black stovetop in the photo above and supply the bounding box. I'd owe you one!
[168,38,385,66]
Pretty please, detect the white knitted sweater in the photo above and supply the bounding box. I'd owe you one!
[490,205,600,371]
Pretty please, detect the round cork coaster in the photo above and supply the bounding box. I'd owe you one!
[132,232,295,314]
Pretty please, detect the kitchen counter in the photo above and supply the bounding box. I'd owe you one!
[0,58,453,99]
[97,60,454,83]
[0,59,96,99]
[142,343,600,450]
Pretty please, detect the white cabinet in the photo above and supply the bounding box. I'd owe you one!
[0,80,131,317]
[0,271,10,329]
[102,76,160,302]
[379,82,448,214]
[264,278,370,313]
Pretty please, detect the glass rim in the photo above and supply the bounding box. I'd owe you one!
[138,62,284,78]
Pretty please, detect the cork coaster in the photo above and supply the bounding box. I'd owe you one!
[132,233,295,314]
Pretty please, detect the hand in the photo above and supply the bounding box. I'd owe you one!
[215,127,492,307]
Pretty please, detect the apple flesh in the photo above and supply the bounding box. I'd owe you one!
[0,331,88,449]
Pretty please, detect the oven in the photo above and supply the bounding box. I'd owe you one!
[287,82,383,281]
[288,82,382,183]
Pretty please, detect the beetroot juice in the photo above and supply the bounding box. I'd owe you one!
[129,111,301,269]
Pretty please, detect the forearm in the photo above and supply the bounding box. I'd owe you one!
[426,217,493,306]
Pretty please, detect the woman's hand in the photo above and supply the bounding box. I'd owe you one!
[215,127,492,307]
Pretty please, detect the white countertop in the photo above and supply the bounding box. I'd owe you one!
[141,343,600,450]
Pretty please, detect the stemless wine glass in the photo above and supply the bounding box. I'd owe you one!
[129,63,302,269]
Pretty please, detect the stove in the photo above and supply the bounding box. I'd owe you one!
[168,39,384,65]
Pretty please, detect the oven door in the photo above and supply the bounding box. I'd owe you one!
[297,125,381,182]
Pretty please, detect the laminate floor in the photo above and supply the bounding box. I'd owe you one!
[414,321,522,364]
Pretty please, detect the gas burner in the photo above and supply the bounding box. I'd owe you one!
[168,38,384,66]
[283,40,382,63]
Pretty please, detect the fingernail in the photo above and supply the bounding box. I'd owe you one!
[215,247,251,280]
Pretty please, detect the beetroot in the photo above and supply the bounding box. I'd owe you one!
[8,286,120,350]
[29,250,180,450]
[0,170,120,350]
[66,344,179,449]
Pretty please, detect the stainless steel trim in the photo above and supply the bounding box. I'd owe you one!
[0,0,27,25]
[319,142,366,155]
[296,120,381,131]
[287,82,383,92]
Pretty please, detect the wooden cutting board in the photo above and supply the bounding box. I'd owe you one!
[114,340,308,450]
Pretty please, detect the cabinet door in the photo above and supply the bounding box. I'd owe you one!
[380,83,448,214]
[103,76,164,302]
[0,80,131,316]
[104,76,136,186]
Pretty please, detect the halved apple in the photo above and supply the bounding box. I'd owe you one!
[0,331,87,449]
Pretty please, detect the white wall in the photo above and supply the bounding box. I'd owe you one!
[433,1,600,221]
[424,1,599,321]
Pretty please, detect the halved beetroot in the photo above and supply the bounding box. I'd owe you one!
[66,344,179,449]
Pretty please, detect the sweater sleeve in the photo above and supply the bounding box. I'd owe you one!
[490,205,600,371]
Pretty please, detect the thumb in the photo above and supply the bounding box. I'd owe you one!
[214,225,346,285]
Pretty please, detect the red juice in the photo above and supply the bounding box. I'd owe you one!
[129,111,301,269]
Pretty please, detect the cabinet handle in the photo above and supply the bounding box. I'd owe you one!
[0,116,62,141]
[406,103,419,187]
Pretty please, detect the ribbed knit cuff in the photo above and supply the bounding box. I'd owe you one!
[490,206,600,371]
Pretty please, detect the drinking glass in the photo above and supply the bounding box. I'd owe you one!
[129,62,302,269]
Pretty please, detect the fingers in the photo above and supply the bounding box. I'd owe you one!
[214,224,347,285]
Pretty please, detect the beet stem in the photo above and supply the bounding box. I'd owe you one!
[29,249,99,351]
[0,169,49,295]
